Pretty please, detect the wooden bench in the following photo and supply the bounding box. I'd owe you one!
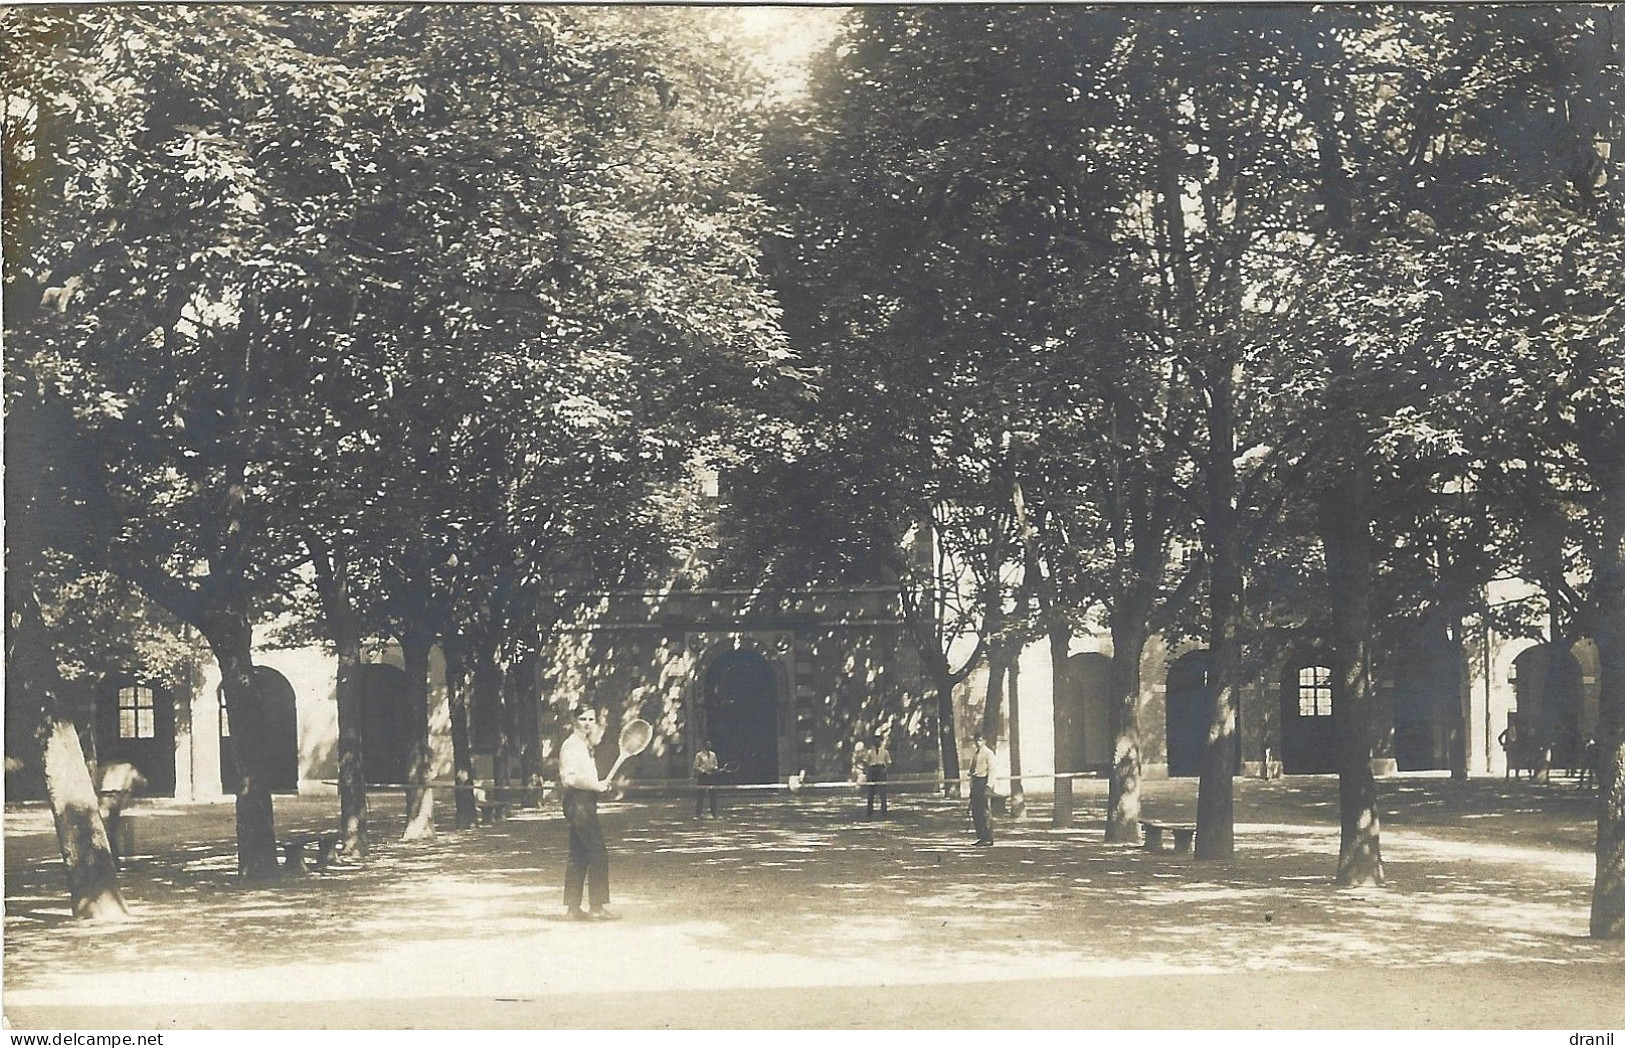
[1141,820,1196,855]
[473,785,526,825]
[466,783,547,825]
[282,832,344,873]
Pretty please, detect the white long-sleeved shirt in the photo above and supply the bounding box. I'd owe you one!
[970,743,994,778]
[559,733,603,791]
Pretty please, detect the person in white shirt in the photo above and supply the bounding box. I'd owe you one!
[969,730,995,846]
[97,760,146,867]
[693,739,720,818]
[559,706,617,920]
[864,733,891,819]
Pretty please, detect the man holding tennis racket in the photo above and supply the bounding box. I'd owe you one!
[693,739,720,818]
[559,706,618,921]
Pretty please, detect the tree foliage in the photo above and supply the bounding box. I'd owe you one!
[4,4,794,883]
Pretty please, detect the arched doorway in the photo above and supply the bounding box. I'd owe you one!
[1056,652,1111,773]
[1280,658,1338,774]
[358,664,412,786]
[95,678,177,796]
[1391,624,1455,772]
[1512,644,1583,770]
[220,666,300,794]
[1166,650,1216,777]
[701,650,780,784]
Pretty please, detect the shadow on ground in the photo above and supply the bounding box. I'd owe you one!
[4,775,1621,1029]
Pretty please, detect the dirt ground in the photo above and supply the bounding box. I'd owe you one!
[4,773,1623,1030]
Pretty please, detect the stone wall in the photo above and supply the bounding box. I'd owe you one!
[535,585,929,786]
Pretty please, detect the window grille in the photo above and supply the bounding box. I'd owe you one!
[118,684,156,739]
[1297,665,1333,717]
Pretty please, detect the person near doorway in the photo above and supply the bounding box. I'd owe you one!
[968,731,995,846]
[559,706,618,921]
[1498,722,1520,779]
[1532,736,1554,783]
[1577,733,1599,790]
[693,739,720,818]
[864,733,891,819]
[97,760,146,867]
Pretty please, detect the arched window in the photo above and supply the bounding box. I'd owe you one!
[1297,665,1333,717]
[118,684,157,739]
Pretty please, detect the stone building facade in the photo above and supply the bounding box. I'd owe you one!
[530,583,933,786]
[27,575,1601,803]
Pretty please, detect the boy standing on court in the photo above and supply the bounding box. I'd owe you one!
[560,706,618,921]
[969,730,995,846]
[693,739,720,818]
[865,732,891,819]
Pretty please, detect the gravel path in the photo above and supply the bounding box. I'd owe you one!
[5,775,1621,1029]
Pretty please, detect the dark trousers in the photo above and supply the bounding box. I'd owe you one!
[99,791,133,868]
[865,765,889,816]
[562,789,609,910]
[970,775,992,842]
[104,810,126,867]
[695,773,718,816]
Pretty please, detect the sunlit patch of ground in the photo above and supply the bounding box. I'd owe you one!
[4,775,1623,1028]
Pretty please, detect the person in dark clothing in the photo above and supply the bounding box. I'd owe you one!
[1577,733,1599,790]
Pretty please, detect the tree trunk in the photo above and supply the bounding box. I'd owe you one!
[473,637,505,784]
[980,645,1008,742]
[1540,551,1571,782]
[496,654,518,787]
[1447,609,1471,783]
[206,611,280,880]
[936,677,961,790]
[7,576,128,919]
[981,644,1014,809]
[5,393,127,916]
[401,627,436,840]
[42,718,129,919]
[513,650,542,797]
[444,634,477,830]
[1588,461,1625,938]
[1007,657,1025,818]
[900,522,966,794]
[1302,47,1382,880]
[1195,367,1241,860]
[1106,611,1149,844]
[310,538,367,861]
[979,558,1008,743]
[1049,622,1075,783]
[1320,477,1385,886]
[333,632,370,859]
[204,340,279,879]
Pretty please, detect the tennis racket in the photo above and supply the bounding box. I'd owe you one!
[604,718,653,782]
